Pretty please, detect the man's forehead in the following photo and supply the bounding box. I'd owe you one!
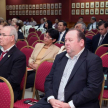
[2,27,10,33]
[66,30,77,37]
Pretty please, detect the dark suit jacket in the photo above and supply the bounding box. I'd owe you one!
[86,37,92,51]
[92,33,108,53]
[58,30,68,43]
[18,31,24,39]
[0,46,26,102]
[87,22,98,30]
[44,49,103,108]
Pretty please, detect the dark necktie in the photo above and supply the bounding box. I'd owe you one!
[98,35,104,46]
[0,51,8,61]
[92,24,93,29]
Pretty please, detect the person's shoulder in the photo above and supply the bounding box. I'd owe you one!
[52,44,60,50]
[34,43,44,47]
[92,33,100,39]
[14,47,26,58]
[56,51,67,60]
[87,50,101,61]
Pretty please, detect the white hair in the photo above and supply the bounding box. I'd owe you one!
[12,18,18,23]
[3,26,18,42]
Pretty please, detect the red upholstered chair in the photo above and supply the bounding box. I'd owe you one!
[95,44,108,57]
[85,34,94,40]
[27,32,38,41]
[91,29,99,35]
[55,42,64,48]
[29,28,36,33]
[32,40,44,47]
[0,77,14,108]
[16,39,28,50]
[98,77,105,108]
[40,34,44,40]
[20,46,34,67]
[20,68,28,99]
[28,36,40,46]
[100,53,108,106]
[85,31,95,36]
[36,31,42,37]
[14,59,54,108]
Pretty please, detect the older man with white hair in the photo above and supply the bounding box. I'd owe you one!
[0,26,26,102]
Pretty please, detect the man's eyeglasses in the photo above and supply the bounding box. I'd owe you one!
[44,35,52,40]
[0,33,12,36]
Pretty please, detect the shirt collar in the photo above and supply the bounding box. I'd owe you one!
[66,48,85,59]
[60,30,66,35]
[93,22,96,25]
[101,32,107,37]
[1,45,15,52]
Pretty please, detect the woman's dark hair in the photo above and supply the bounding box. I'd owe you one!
[16,22,22,29]
[46,28,59,43]
[45,20,52,29]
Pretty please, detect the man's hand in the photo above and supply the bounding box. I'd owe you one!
[49,99,71,108]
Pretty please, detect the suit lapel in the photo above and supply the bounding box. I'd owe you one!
[34,43,44,59]
[102,33,108,44]
[67,49,88,84]
[0,46,16,66]
[61,31,66,42]
[42,44,54,58]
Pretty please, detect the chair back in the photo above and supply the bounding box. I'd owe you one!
[40,34,44,40]
[85,35,93,40]
[36,31,42,37]
[28,36,39,46]
[20,68,28,99]
[98,77,105,108]
[20,46,34,67]
[29,28,36,33]
[32,40,44,47]
[32,59,54,99]
[95,44,108,57]
[91,29,99,35]
[16,39,28,50]
[55,43,64,48]
[0,77,14,108]
[27,32,38,41]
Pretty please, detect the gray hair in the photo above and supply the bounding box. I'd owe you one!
[3,26,18,42]
[76,22,87,33]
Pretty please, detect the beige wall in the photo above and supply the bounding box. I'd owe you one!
[0,0,6,20]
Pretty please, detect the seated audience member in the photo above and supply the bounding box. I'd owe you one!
[11,18,18,25]
[23,18,30,25]
[57,20,68,43]
[12,22,24,39]
[58,22,92,54]
[38,18,45,29]
[26,28,60,88]
[30,17,37,26]
[75,22,92,51]
[52,18,59,29]
[45,21,52,30]
[92,21,108,53]
[74,17,85,26]
[87,16,98,31]
[30,28,103,108]
[7,19,12,25]
[0,26,26,102]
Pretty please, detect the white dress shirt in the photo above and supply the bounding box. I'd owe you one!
[0,45,15,57]
[39,23,45,28]
[98,32,107,46]
[89,22,96,31]
[58,30,66,42]
[47,48,85,108]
